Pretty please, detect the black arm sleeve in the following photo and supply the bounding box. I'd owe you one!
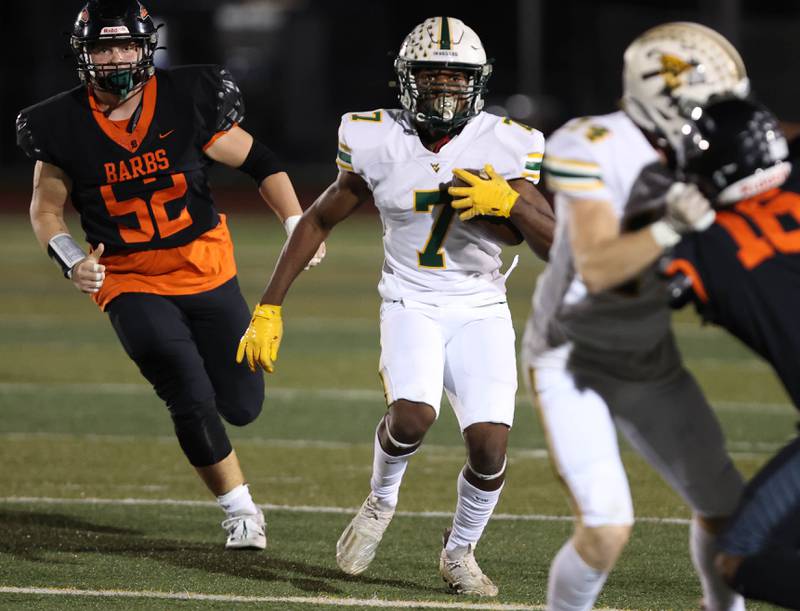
[239,139,284,185]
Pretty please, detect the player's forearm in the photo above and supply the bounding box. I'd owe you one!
[30,207,70,251]
[260,213,328,306]
[510,196,554,261]
[575,227,664,293]
[258,172,303,222]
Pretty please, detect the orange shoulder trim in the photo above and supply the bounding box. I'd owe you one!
[665,258,709,303]
[202,122,238,152]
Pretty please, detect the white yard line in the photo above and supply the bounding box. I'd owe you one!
[0,495,691,526]
[0,430,782,457]
[0,586,549,610]
[0,381,793,414]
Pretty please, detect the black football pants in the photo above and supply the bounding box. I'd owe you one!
[107,276,264,467]
[720,435,800,608]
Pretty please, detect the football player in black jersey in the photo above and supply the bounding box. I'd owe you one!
[664,97,800,608]
[16,0,324,550]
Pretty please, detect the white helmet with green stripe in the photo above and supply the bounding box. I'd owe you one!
[622,22,750,150]
[394,17,492,132]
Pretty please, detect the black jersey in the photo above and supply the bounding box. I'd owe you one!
[669,179,800,407]
[16,65,244,255]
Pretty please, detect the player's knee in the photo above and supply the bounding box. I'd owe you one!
[715,551,743,587]
[387,400,436,444]
[574,523,632,572]
[171,400,232,467]
[464,422,509,475]
[216,374,265,427]
[695,513,731,535]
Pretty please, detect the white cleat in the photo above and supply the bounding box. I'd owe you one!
[439,530,498,597]
[336,494,395,575]
[222,509,266,550]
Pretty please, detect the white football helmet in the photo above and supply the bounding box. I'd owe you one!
[394,17,492,131]
[622,22,750,150]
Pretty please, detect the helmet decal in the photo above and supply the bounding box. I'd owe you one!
[79,8,90,24]
[439,17,451,50]
[651,53,699,93]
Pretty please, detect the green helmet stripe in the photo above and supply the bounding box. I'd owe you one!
[440,17,451,50]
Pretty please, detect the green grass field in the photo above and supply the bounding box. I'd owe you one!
[0,210,794,610]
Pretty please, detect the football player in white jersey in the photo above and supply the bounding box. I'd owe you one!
[236,17,554,596]
[454,23,750,610]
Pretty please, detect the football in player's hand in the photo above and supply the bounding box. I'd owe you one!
[450,169,524,245]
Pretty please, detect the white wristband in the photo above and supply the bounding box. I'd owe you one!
[283,214,302,236]
[48,233,87,279]
[649,220,681,248]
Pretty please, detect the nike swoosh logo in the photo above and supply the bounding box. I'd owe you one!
[159,130,175,139]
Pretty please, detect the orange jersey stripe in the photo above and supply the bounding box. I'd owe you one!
[92,214,237,310]
[665,258,709,304]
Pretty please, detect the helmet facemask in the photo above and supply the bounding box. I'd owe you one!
[395,59,491,132]
[73,35,156,98]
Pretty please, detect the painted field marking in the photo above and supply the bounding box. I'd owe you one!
[0,586,540,610]
[0,585,628,610]
[0,495,691,526]
[0,382,792,414]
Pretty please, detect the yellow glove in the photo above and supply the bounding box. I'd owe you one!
[449,164,520,221]
[236,304,283,373]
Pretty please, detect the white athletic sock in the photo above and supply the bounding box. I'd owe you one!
[370,429,414,509]
[547,540,608,611]
[216,483,259,517]
[445,471,503,553]
[690,518,745,611]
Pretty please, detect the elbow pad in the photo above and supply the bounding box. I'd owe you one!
[239,139,283,185]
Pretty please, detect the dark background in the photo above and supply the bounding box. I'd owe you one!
[2,0,799,191]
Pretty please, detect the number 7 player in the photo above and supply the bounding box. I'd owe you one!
[16,0,324,549]
[237,17,554,596]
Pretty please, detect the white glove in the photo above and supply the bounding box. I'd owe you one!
[650,183,716,247]
[284,214,327,269]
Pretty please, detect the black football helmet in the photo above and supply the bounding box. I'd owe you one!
[676,97,791,204]
[70,0,159,98]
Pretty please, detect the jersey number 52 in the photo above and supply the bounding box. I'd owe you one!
[100,173,192,244]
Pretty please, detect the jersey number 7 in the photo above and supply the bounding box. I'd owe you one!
[415,189,455,268]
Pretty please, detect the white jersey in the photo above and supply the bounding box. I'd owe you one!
[522,111,675,376]
[337,109,544,306]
